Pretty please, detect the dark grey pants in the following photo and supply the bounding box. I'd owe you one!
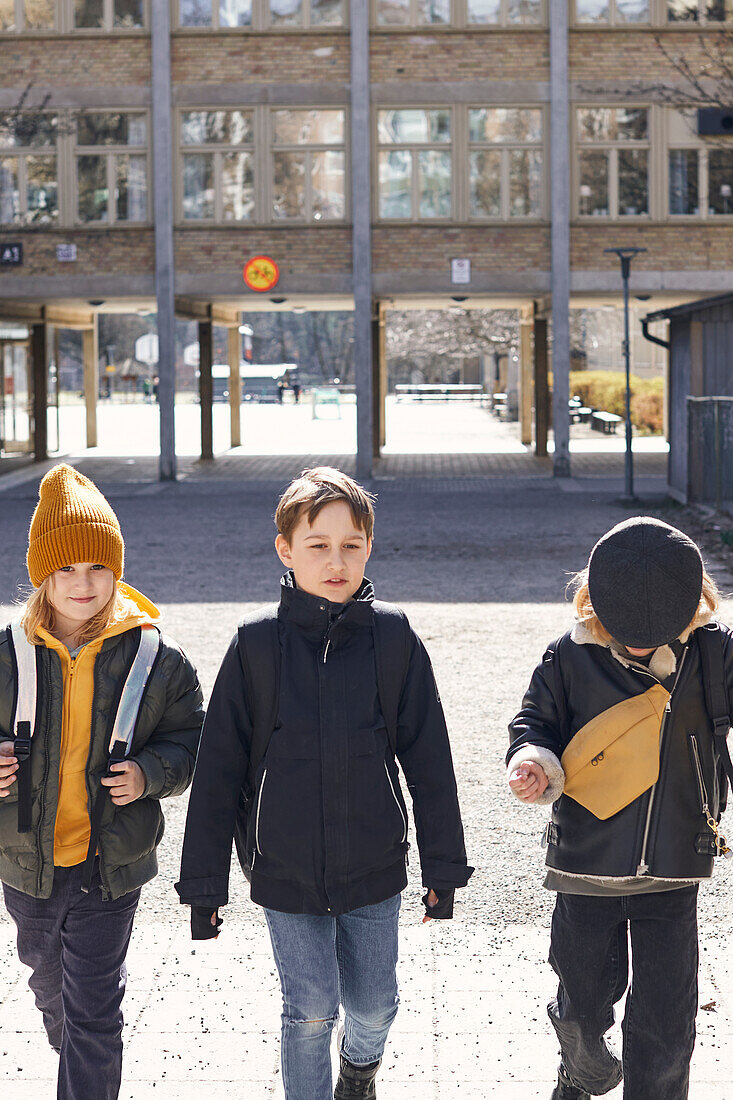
[548,886,699,1100]
[3,862,140,1100]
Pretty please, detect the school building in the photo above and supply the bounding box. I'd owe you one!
[1,0,732,478]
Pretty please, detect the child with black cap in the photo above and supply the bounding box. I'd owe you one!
[506,516,730,1100]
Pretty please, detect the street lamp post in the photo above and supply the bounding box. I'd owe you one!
[604,246,647,502]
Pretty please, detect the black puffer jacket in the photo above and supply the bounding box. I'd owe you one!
[507,623,732,881]
[176,579,472,916]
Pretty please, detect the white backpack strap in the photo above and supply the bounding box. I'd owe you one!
[8,619,37,833]
[107,626,161,760]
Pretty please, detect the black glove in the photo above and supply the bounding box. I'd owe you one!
[422,888,455,920]
[191,906,222,940]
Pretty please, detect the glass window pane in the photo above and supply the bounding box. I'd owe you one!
[24,0,55,28]
[311,0,342,22]
[273,110,344,145]
[378,149,412,218]
[222,151,254,219]
[416,0,450,23]
[469,108,541,143]
[509,148,542,216]
[669,149,698,214]
[0,113,56,147]
[706,0,733,18]
[182,110,253,145]
[270,0,302,24]
[578,150,609,215]
[115,154,146,220]
[26,155,57,223]
[0,2,18,32]
[77,155,108,222]
[273,152,306,218]
[616,107,648,140]
[182,153,213,219]
[77,113,146,146]
[311,150,344,220]
[74,0,104,27]
[506,0,542,22]
[708,149,733,214]
[467,0,501,22]
[616,0,649,20]
[418,149,451,218]
[180,0,213,25]
[0,157,19,222]
[469,150,501,217]
[666,0,697,18]
[377,109,450,144]
[114,0,144,26]
[577,108,615,142]
[576,0,609,21]
[376,0,410,23]
[219,0,252,25]
[618,148,648,214]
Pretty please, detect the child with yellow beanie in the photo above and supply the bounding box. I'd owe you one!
[0,464,204,1100]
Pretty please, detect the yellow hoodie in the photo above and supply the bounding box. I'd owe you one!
[36,583,160,867]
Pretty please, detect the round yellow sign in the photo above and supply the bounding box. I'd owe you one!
[243,255,280,292]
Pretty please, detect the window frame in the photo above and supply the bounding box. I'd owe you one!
[174,0,347,30]
[574,105,652,221]
[371,0,546,27]
[663,108,733,219]
[70,0,147,31]
[268,107,349,224]
[665,0,733,23]
[73,110,150,226]
[0,111,59,226]
[178,107,257,224]
[0,0,61,31]
[375,106,454,223]
[466,105,546,222]
[572,0,651,25]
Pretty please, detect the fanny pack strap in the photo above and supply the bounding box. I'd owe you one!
[697,626,733,789]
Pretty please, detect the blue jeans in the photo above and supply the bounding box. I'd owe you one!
[3,862,140,1100]
[264,894,401,1100]
[548,886,699,1099]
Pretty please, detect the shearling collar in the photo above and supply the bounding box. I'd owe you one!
[570,611,714,680]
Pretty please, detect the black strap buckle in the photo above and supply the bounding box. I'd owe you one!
[712,717,731,738]
[14,722,31,761]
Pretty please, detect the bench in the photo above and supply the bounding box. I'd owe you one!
[312,387,341,420]
[395,384,485,403]
[591,411,623,434]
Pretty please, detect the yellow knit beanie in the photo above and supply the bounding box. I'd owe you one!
[27,464,124,587]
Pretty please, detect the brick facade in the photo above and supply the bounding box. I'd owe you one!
[171,32,350,85]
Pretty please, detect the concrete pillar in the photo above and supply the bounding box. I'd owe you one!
[82,320,98,448]
[151,0,176,480]
[350,0,373,479]
[519,305,534,446]
[228,325,241,448]
[549,0,571,477]
[30,321,48,462]
[534,314,549,458]
[198,320,213,461]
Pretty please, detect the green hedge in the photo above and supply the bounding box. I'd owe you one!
[568,371,664,435]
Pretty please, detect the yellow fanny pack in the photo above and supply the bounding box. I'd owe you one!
[561,683,671,820]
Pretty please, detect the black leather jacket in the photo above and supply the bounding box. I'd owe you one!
[507,624,732,881]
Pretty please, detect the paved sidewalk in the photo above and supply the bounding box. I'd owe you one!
[1,470,731,1099]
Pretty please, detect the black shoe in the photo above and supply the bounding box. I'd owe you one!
[333,1053,381,1099]
[550,1064,591,1100]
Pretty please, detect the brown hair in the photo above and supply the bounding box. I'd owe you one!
[275,467,376,544]
[22,575,125,646]
[570,565,720,645]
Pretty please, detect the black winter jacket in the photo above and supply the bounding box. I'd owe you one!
[176,578,472,916]
[507,624,732,882]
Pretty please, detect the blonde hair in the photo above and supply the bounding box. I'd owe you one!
[570,565,720,645]
[21,576,125,646]
[275,466,376,544]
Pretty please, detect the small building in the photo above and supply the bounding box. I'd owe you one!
[643,293,733,503]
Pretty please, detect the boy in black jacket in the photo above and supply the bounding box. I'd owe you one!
[177,467,472,1100]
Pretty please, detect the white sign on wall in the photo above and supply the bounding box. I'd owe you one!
[56,244,77,262]
[451,258,471,284]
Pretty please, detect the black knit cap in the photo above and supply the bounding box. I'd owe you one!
[588,517,703,649]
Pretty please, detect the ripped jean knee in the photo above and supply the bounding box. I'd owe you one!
[283,1009,339,1040]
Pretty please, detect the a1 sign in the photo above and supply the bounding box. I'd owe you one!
[0,243,23,266]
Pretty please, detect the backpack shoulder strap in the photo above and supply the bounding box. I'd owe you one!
[237,604,281,792]
[697,624,733,787]
[371,601,412,757]
[7,620,39,834]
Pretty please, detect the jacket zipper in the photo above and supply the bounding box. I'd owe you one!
[689,734,710,815]
[636,646,688,876]
[254,767,267,856]
[384,760,407,844]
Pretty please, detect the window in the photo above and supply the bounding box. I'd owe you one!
[708,148,733,214]
[73,0,144,27]
[269,0,344,26]
[0,113,58,225]
[377,109,451,220]
[575,0,649,22]
[466,0,542,23]
[177,0,344,26]
[375,0,449,24]
[576,107,649,218]
[373,0,542,23]
[667,0,733,20]
[668,148,700,215]
[272,109,346,221]
[0,0,57,30]
[179,0,252,25]
[181,110,254,221]
[468,108,543,219]
[75,112,148,224]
